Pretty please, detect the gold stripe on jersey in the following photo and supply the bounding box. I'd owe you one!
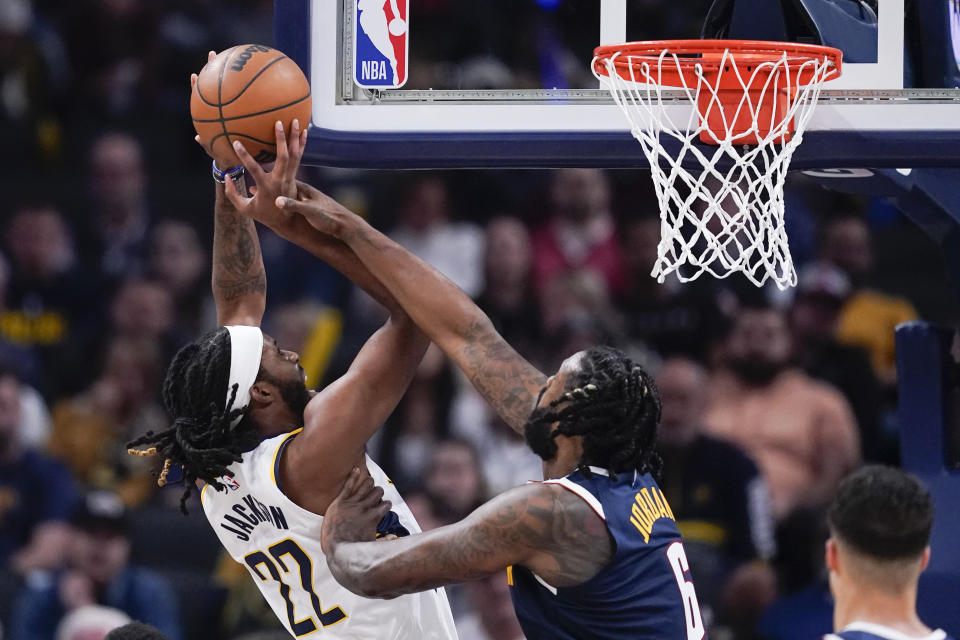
[271,428,305,488]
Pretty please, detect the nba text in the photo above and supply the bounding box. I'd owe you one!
[360,60,390,82]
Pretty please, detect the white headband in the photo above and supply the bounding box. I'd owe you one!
[225,325,263,424]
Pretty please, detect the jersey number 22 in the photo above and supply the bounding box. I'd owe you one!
[245,538,347,636]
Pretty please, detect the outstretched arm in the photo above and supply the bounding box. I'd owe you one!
[277,184,547,433]
[213,113,429,510]
[222,120,403,315]
[190,50,266,327]
[320,470,612,598]
[212,176,266,326]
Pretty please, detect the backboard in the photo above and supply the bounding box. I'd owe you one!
[276,0,960,169]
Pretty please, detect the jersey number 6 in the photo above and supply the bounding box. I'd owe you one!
[245,538,347,636]
[666,541,705,640]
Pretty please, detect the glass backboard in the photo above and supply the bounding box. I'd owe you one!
[276,0,960,169]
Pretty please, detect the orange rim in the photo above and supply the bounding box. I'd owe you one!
[593,39,843,85]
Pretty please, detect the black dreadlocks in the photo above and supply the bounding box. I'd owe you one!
[127,328,261,513]
[526,346,662,480]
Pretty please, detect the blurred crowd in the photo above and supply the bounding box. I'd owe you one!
[0,0,955,639]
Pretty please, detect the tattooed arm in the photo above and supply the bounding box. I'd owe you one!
[212,178,267,327]
[277,183,547,433]
[320,470,613,599]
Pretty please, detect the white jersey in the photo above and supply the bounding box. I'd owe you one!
[201,429,458,639]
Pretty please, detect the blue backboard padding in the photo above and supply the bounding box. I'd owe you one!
[797,0,879,63]
[896,322,960,635]
[296,127,960,169]
[808,168,960,286]
[274,0,310,77]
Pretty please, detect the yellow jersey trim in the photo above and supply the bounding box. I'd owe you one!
[271,428,305,488]
[506,565,514,586]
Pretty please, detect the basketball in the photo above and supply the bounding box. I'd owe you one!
[190,44,311,167]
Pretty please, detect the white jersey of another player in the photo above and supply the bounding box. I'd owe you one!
[824,622,953,640]
[201,429,458,639]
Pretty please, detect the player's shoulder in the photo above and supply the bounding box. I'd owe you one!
[201,430,298,496]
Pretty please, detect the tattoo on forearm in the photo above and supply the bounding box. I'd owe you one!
[213,185,266,302]
[212,273,267,301]
[460,321,547,433]
[349,485,612,597]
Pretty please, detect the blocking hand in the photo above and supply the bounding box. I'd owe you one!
[321,468,392,554]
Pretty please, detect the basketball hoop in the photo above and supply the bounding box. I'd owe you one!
[593,40,842,289]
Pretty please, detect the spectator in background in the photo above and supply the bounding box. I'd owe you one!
[374,344,455,490]
[389,175,485,297]
[0,0,62,170]
[105,621,168,640]
[819,213,918,386]
[0,252,43,389]
[451,390,543,496]
[538,269,624,371]
[54,605,130,640]
[475,216,543,363]
[2,203,101,397]
[81,132,152,280]
[0,256,52,447]
[107,277,178,359]
[420,438,490,624]
[0,364,77,576]
[422,439,488,527]
[532,168,626,296]
[657,357,777,633]
[60,0,159,116]
[456,573,524,640]
[146,220,213,339]
[790,263,890,463]
[47,336,165,506]
[704,301,860,522]
[10,490,182,640]
[616,216,724,361]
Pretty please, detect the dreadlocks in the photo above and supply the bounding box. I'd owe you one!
[526,346,662,480]
[127,328,262,513]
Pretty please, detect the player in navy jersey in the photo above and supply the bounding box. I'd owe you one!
[824,466,952,640]
[272,184,706,639]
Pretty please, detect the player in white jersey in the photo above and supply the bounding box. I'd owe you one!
[199,432,447,638]
[823,466,952,640]
[127,101,457,638]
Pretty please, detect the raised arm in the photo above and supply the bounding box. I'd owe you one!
[212,116,431,509]
[277,184,547,433]
[222,120,404,314]
[320,470,612,598]
[211,179,267,326]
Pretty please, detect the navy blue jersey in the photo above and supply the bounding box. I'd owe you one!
[509,467,705,640]
[826,623,953,640]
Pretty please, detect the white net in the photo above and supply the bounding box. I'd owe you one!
[593,46,837,290]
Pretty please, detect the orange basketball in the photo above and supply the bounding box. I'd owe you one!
[190,44,311,167]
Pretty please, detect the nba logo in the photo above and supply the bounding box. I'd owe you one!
[354,0,409,88]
